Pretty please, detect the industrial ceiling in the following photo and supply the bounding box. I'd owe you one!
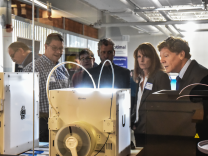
[32,0,208,36]
[81,0,208,36]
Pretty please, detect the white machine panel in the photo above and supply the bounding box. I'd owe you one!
[0,72,39,155]
[49,88,131,156]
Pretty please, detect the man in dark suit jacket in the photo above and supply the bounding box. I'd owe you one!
[81,38,130,88]
[158,37,208,91]
[158,36,208,156]
[176,60,208,91]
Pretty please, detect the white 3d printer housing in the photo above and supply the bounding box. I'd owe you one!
[0,72,39,155]
[48,88,131,156]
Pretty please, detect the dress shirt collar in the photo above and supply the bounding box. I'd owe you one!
[178,59,192,79]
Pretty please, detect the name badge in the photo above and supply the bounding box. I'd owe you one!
[145,82,153,90]
[50,76,56,82]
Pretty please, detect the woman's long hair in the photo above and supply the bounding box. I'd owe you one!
[133,42,165,82]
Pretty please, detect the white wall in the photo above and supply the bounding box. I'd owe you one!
[182,32,208,68]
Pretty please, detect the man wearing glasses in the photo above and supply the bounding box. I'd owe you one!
[71,49,95,87]
[81,38,130,88]
[23,33,69,142]
[8,41,40,71]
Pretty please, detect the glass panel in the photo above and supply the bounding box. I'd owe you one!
[88,39,100,65]
[66,34,87,48]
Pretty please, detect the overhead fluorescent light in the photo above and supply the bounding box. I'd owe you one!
[134,6,203,12]
[155,7,203,11]
[30,0,47,9]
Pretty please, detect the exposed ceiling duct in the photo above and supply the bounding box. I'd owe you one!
[165,25,177,36]
[94,20,208,27]
[117,0,161,34]
[80,0,208,36]
[148,0,184,37]
[125,0,170,36]
[179,29,208,32]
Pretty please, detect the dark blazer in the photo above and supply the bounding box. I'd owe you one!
[183,60,208,140]
[81,63,130,88]
[177,60,208,91]
[132,70,171,133]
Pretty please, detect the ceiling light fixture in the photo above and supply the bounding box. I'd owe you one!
[30,0,47,9]
[134,6,203,12]
[155,7,203,11]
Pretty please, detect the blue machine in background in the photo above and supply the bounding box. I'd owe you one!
[170,76,176,90]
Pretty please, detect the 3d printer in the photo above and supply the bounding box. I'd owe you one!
[47,61,131,156]
[0,72,39,155]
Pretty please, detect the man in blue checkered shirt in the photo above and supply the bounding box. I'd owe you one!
[23,33,69,142]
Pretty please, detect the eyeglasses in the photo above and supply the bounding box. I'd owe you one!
[10,49,19,58]
[48,45,63,52]
[80,57,93,62]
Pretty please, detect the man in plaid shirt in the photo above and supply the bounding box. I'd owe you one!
[23,33,69,142]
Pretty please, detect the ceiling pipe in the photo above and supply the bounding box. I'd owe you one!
[107,10,134,15]
[171,25,184,37]
[153,25,170,36]
[117,0,169,36]
[103,10,151,34]
[94,20,208,27]
[124,0,169,36]
[164,0,172,7]
[165,25,177,36]
[178,29,208,32]
[134,6,204,12]
[131,26,151,35]
[115,0,157,35]
[149,0,184,37]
